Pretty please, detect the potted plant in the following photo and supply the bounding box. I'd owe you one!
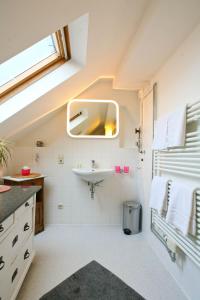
[0,139,11,178]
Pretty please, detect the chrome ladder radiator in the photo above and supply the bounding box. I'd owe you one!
[151,99,200,267]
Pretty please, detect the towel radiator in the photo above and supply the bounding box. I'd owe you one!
[151,99,200,267]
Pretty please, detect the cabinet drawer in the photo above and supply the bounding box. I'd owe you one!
[20,235,33,273]
[0,214,14,241]
[0,270,10,300]
[6,220,22,264]
[8,235,33,299]
[29,178,43,186]
[14,178,43,187]
[9,254,22,297]
[4,207,33,263]
[0,233,11,291]
[20,208,33,246]
[15,197,33,220]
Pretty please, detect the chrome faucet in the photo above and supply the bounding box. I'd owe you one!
[91,160,95,169]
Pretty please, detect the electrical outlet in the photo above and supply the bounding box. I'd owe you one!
[58,155,64,164]
[57,203,64,209]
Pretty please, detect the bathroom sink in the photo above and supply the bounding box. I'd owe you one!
[72,168,114,183]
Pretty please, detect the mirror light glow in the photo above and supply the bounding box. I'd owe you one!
[67,99,119,139]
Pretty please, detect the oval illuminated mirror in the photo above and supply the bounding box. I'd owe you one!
[67,99,119,138]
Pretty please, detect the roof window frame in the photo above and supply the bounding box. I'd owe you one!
[0,25,71,99]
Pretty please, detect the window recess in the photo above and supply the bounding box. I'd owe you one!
[0,26,71,99]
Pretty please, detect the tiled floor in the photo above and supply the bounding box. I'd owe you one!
[17,225,187,300]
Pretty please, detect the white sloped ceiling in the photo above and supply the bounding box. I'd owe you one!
[1,0,200,138]
[114,0,200,90]
[0,0,148,138]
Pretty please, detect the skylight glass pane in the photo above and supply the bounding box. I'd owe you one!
[0,35,56,86]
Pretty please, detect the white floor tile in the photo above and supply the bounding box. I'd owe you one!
[17,225,187,300]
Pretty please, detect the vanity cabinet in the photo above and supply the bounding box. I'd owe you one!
[0,195,36,300]
[4,176,44,234]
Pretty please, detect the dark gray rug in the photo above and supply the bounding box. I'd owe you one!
[40,260,145,300]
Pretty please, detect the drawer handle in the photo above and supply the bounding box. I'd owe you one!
[0,224,4,232]
[12,235,18,247]
[25,202,30,207]
[12,268,18,283]
[0,256,5,270]
[24,249,30,260]
[24,223,30,231]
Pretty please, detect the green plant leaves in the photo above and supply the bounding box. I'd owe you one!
[0,139,11,167]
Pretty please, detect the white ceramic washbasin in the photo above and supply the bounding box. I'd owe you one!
[72,168,114,183]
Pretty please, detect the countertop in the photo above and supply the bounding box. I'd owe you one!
[0,186,41,224]
[3,175,45,182]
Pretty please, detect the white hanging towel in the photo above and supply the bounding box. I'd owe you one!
[167,106,186,148]
[166,182,196,236]
[149,176,169,215]
[152,116,168,150]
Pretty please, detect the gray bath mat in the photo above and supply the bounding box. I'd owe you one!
[40,260,145,300]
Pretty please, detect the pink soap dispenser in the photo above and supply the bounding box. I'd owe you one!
[115,166,121,173]
[123,166,129,174]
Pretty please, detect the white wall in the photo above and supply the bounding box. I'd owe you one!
[12,79,140,225]
[137,89,154,235]
[142,23,200,299]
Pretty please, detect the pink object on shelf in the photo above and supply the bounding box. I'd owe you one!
[124,166,129,173]
[21,167,31,176]
[0,185,11,193]
[115,166,121,173]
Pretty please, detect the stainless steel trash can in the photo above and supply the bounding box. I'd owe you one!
[123,201,141,235]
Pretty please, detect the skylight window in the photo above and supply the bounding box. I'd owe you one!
[0,26,71,97]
